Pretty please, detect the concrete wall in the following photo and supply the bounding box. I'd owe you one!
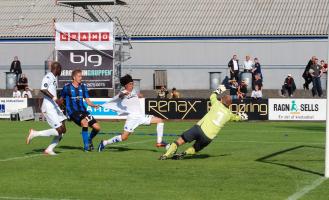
[0,42,54,89]
[0,39,327,90]
[122,39,328,90]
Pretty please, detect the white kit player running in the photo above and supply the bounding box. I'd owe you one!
[98,74,167,152]
[26,62,67,155]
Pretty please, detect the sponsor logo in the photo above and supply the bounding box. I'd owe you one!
[70,52,102,67]
[59,32,110,42]
[147,100,202,119]
[273,100,319,114]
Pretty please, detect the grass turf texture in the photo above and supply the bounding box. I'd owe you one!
[0,120,328,200]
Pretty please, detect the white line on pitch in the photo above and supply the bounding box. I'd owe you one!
[0,154,43,162]
[0,139,155,162]
[286,177,326,200]
[218,140,324,145]
[0,196,78,200]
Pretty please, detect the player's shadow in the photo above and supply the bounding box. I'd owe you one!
[108,146,158,153]
[255,145,324,176]
[25,148,45,155]
[182,153,230,160]
[275,125,325,132]
[58,145,83,151]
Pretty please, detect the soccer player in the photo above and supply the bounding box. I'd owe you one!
[98,74,167,152]
[26,62,66,155]
[59,69,101,151]
[159,87,248,160]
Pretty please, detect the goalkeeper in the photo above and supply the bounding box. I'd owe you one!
[159,85,248,160]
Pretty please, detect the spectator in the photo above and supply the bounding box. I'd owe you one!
[253,73,263,90]
[22,87,33,98]
[281,74,296,97]
[320,60,328,73]
[12,86,21,98]
[170,88,181,99]
[302,56,315,90]
[251,85,262,99]
[252,57,262,80]
[238,80,248,99]
[17,73,28,90]
[157,85,169,99]
[10,56,22,83]
[229,80,239,100]
[309,58,323,97]
[243,55,253,72]
[228,55,240,81]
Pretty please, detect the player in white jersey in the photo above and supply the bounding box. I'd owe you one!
[98,74,167,152]
[25,62,67,155]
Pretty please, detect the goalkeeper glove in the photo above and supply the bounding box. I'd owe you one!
[214,85,226,94]
[238,112,248,121]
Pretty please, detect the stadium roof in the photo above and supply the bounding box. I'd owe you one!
[0,0,328,38]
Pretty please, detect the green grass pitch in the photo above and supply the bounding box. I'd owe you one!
[0,120,328,200]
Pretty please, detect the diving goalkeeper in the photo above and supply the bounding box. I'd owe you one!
[159,85,248,160]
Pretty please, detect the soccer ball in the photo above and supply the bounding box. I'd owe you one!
[165,143,171,150]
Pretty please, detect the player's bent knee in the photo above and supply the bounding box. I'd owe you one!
[176,137,185,146]
[81,119,89,127]
[93,123,101,131]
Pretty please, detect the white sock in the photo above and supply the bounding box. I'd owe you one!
[45,135,62,152]
[34,129,59,137]
[156,123,164,143]
[104,135,122,146]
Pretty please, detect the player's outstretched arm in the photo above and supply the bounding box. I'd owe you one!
[85,98,100,109]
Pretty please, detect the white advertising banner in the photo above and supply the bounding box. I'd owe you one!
[84,98,145,120]
[55,22,114,50]
[0,98,28,118]
[269,98,326,121]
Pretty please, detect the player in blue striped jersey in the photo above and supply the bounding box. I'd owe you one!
[59,69,101,151]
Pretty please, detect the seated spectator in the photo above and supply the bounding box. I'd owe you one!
[157,85,168,98]
[238,80,248,99]
[253,73,263,90]
[281,74,296,97]
[229,80,239,100]
[12,86,21,98]
[251,85,262,99]
[170,88,181,99]
[22,87,32,98]
[17,74,28,90]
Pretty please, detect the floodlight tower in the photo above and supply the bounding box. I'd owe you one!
[56,0,132,95]
[324,25,329,178]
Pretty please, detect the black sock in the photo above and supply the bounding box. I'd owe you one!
[89,129,99,141]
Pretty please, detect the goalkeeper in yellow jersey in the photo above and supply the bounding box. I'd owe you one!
[159,85,248,160]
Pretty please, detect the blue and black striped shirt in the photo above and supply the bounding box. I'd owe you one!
[60,83,89,116]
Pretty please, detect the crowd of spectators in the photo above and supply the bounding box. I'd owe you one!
[157,86,181,99]
[228,55,263,100]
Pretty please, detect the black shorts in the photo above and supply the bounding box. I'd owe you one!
[69,111,97,127]
[181,125,212,152]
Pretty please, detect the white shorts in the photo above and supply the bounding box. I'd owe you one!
[124,115,153,132]
[42,103,67,129]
